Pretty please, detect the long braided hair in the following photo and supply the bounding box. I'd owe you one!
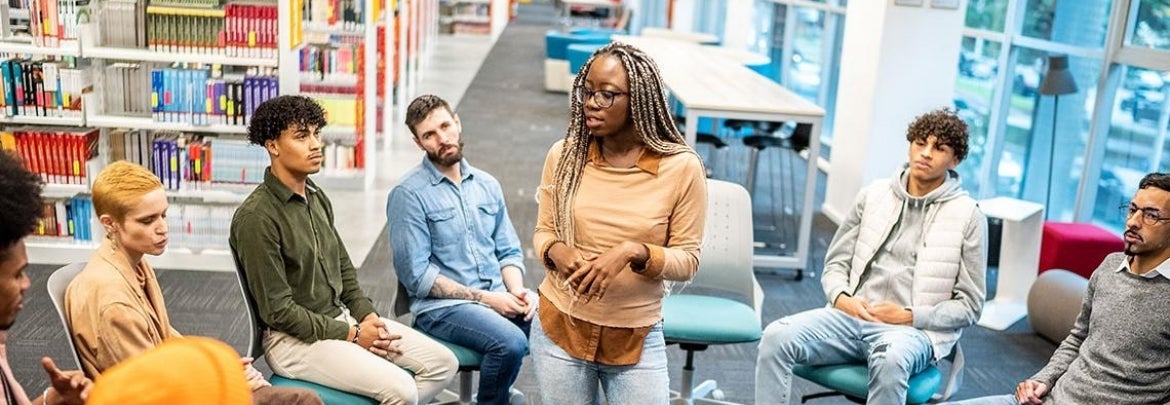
[552,42,698,247]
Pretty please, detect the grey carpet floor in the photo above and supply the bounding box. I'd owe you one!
[7,3,1057,404]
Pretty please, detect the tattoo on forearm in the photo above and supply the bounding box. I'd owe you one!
[430,276,478,301]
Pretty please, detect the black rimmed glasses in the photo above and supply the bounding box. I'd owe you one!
[574,87,628,109]
[1121,203,1170,226]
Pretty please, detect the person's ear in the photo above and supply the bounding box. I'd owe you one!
[99,215,117,235]
[265,140,279,157]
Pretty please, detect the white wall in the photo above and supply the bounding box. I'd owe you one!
[721,0,754,50]
[822,0,967,223]
[671,0,695,31]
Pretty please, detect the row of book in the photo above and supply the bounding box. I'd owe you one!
[99,1,279,58]
[33,196,94,241]
[109,129,270,190]
[299,43,359,94]
[33,195,239,250]
[305,0,367,32]
[0,59,87,118]
[0,128,99,186]
[17,0,84,47]
[135,67,278,125]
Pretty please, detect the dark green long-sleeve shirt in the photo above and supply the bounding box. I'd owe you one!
[229,168,377,343]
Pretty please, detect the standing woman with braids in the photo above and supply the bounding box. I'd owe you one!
[531,42,708,404]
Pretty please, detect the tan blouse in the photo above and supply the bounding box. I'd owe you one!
[65,239,183,379]
[534,139,706,364]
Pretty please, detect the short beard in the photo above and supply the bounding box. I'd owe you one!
[427,142,464,167]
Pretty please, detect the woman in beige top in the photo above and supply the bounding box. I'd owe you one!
[532,42,707,404]
[64,161,321,405]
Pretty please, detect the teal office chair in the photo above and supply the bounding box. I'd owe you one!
[794,344,965,404]
[233,266,378,405]
[392,283,526,405]
[664,179,764,405]
[46,262,87,371]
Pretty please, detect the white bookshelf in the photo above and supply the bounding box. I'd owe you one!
[86,114,250,134]
[2,1,417,270]
[83,46,278,67]
[0,40,81,57]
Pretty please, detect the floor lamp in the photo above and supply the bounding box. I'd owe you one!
[1039,54,1078,220]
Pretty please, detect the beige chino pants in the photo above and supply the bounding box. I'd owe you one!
[263,312,458,405]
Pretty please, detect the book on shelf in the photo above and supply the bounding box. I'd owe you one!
[10,0,86,47]
[33,195,93,242]
[1,127,99,186]
[304,0,364,32]
[168,202,235,251]
[104,64,278,125]
[299,42,358,94]
[97,0,278,58]
[0,58,86,118]
[108,129,269,191]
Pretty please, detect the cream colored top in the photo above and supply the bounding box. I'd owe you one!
[534,139,706,328]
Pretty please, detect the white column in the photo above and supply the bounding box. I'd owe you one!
[720,0,753,51]
[822,0,968,224]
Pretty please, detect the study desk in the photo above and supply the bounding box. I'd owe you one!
[614,35,826,273]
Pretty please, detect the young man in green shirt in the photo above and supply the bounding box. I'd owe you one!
[230,95,457,405]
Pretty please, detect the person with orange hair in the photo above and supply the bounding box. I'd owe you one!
[87,337,253,405]
[64,161,321,405]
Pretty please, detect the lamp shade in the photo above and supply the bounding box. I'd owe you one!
[1039,54,1078,96]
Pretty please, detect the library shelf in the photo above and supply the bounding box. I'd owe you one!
[86,114,250,134]
[84,46,279,67]
[0,115,84,126]
[0,40,81,57]
[26,237,236,272]
[42,183,89,199]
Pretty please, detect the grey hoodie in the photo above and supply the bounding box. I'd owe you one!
[853,166,968,307]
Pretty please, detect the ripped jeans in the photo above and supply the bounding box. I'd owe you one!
[755,308,935,405]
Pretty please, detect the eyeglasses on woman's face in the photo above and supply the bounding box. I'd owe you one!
[574,87,628,109]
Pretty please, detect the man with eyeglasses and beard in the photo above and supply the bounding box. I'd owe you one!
[946,172,1170,405]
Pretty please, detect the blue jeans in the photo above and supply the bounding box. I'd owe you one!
[530,314,669,405]
[941,394,1017,405]
[755,308,935,405]
[414,303,531,405]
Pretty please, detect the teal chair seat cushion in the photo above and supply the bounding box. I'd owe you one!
[567,43,608,75]
[792,363,943,405]
[662,294,762,344]
[545,31,611,60]
[269,375,379,405]
[414,328,483,368]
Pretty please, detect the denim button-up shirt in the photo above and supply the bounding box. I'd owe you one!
[388,158,525,315]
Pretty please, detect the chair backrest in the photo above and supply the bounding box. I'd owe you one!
[231,262,266,360]
[46,262,87,371]
[391,282,414,326]
[679,179,764,320]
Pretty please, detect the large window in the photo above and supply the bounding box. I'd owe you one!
[749,0,846,160]
[953,0,1170,233]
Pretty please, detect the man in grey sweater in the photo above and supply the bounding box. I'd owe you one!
[949,172,1170,405]
[756,109,986,405]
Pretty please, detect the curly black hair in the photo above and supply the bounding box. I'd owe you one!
[0,150,43,253]
[404,94,453,136]
[246,95,328,146]
[905,108,969,162]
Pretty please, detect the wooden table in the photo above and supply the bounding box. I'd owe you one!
[613,35,825,274]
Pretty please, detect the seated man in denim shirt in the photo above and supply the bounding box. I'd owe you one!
[388,94,534,405]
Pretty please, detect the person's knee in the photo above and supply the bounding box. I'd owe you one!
[497,330,530,363]
[437,348,460,382]
[376,383,420,405]
[758,319,801,363]
[867,342,916,376]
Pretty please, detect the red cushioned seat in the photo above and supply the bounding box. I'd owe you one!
[1039,222,1124,279]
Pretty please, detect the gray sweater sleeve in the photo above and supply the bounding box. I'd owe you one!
[910,208,988,331]
[821,188,869,305]
[1029,266,1098,387]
